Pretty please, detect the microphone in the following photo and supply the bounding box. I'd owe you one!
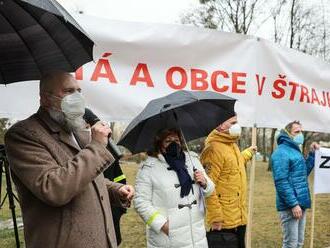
[83,108,123,160]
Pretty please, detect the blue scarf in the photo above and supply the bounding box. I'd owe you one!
[163,142,193,198]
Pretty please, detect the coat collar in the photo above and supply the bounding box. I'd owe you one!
[277,129,301,152]
[205,129,239,145]
[157,152,192,169]
[157,153,167,163]
[148,154,170,169]
[36,107,91,151]
[37,107,61,133]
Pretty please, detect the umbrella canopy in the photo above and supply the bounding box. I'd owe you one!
[0,0,94,84]
[118,90,236,154]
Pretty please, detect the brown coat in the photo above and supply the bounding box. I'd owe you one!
[5,108,123,248]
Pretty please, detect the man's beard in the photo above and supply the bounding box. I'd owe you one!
[48,109,86,132]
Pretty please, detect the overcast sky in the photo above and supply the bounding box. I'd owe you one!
[58,0,198,24]
[57,0,330,47]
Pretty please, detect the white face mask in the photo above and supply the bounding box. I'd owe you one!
[229,123,242,137]
[60,91,86,120]
[47,91,86,131]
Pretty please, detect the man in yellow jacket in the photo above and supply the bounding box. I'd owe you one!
[200,115,256,248]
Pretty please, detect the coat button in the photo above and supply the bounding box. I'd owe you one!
[100,195,104,201]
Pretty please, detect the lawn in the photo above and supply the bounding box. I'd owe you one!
[1,162,330,247]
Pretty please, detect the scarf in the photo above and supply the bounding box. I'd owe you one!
[163,142,193,198]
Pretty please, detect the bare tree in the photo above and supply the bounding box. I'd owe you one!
[262,128,267,162]
[181,0,267,34]
[272,0,330,59]
[267,128,277,171]
[182,0,330,167]
[267,1,286,165]
[0,118,10,144]
[181,3,220,29]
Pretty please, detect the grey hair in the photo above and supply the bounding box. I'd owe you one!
[285,120,301,133]
[39,71,72,95]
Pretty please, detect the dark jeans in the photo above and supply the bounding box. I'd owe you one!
[221,225,246,248]
[207,225,246,248]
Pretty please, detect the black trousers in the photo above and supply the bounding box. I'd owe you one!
[221,225,246,248]
[207,225,246,248]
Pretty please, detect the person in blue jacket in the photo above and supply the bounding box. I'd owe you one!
[271,121,319,248]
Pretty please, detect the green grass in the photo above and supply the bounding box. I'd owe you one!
[0,229,24,248]
[0,174,24,247]
[0,175,22,221]
[1,162,330,247]
[248,163,330,248]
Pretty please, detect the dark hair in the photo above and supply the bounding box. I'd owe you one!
[285,120,301,133]
[147,128,186,157]
[220,112,237,125]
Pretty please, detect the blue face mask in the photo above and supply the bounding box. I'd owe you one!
[293,133,304,145]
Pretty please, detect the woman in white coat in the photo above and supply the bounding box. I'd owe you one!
[134,128,215,248]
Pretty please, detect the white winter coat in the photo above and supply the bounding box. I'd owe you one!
[134,152,215,248]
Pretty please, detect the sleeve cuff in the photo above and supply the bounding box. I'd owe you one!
[147,211,167,233]
[202,179,215,197]
[288,201,299,209]
[87,140,115,173]
[242,149,253,160]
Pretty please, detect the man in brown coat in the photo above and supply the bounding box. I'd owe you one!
[5,71,134,248]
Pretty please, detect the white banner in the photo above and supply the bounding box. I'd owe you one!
[1,15,330,133]
[314,148,330,194]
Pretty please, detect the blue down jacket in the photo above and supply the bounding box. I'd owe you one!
[271,130,314,211]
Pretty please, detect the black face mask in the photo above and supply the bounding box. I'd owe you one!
[165,142,182,157]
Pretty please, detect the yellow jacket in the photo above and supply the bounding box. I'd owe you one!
[200,130,253,229]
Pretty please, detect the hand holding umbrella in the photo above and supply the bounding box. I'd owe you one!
[193,167,207,189]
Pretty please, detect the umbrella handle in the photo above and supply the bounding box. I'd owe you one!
[177,125,196,170]
[172,110,197,173]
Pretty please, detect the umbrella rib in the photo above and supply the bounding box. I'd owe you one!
[119,91,237,153]
[49,0,91,40]
[22,8,76,71]
[48,0,94,59]
[0,8,42,75]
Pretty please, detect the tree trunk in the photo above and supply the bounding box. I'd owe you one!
[263,128,267,162]
[302,131,315,156]
[267,128,276,171]
[290,0,296,49]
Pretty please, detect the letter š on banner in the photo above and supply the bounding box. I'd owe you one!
[271,74,330,108]
[272,74,287,99]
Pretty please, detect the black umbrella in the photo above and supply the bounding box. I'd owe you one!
[0,0,94,84]
[118,90,236,154]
